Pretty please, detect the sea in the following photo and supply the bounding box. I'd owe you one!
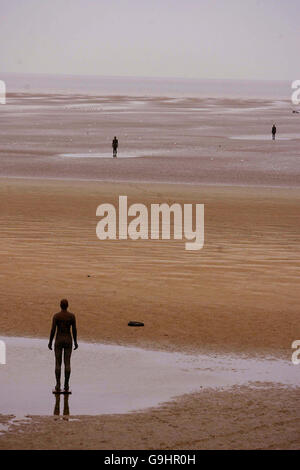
[1,72,292,100]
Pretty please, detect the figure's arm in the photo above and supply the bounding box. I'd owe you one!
[72,316,78,350]
[48,316,57,350]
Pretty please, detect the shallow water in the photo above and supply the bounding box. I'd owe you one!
[3,73,291,99]
[230,133,300,141]
[59,149,163,159]
[0,336,299,419]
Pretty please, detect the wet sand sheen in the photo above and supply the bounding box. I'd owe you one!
[1,94,300,187]
[0,336,299,418]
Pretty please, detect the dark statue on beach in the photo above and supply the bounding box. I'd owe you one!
[272,124,277,140]
[48,299,78,392]
[112,136,118,157]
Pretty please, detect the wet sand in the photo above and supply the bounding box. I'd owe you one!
[0,178,299,357]
[0,94,300,449]
[0,94,300,187]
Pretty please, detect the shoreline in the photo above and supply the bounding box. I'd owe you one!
[1,332,299,450]
[1,334,298,420]
[1,384,299,450]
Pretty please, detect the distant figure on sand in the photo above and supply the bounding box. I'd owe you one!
[112,136,118,157]
[48,299,78,392]
[272,124,277,140]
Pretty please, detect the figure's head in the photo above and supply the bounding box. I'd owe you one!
[60,299,68,311]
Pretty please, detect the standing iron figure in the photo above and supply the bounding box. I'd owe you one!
[48,299,78,393]
[112,136,118,157]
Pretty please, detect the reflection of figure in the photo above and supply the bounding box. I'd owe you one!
[48,299,78,392]
[272,124,277,140]
[53,393,70,420]
[112,136,118,158]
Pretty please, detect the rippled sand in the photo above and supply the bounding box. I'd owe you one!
[0,179,299,356]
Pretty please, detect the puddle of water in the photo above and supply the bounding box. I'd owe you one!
[230,134,300,141]
[58,150,163,159]
[59,152,137,159]
[0,336,299,419]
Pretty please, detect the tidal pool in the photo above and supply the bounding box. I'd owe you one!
[0,336,298,418]
[58,149,162,158]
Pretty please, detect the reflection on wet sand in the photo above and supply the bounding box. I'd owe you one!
[53,394,70,420]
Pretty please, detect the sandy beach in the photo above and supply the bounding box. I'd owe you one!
[1,93,299,187]
[0,92,300,449]
[0,178,299,356]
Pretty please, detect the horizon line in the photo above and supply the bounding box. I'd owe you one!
[0,71,291,84]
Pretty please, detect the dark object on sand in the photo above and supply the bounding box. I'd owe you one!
[128,321,144,327]
[52,390,72,395]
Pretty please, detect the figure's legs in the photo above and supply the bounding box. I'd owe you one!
[54,343,63,390]
[63,344,72,390]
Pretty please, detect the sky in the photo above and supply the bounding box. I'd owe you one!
[0,0,299,80]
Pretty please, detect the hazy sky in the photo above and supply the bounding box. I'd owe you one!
[0,0,298,80]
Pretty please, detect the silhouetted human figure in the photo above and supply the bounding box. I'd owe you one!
[272,124,277,140]
[48,299,78,392]
[112,136,118,157]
